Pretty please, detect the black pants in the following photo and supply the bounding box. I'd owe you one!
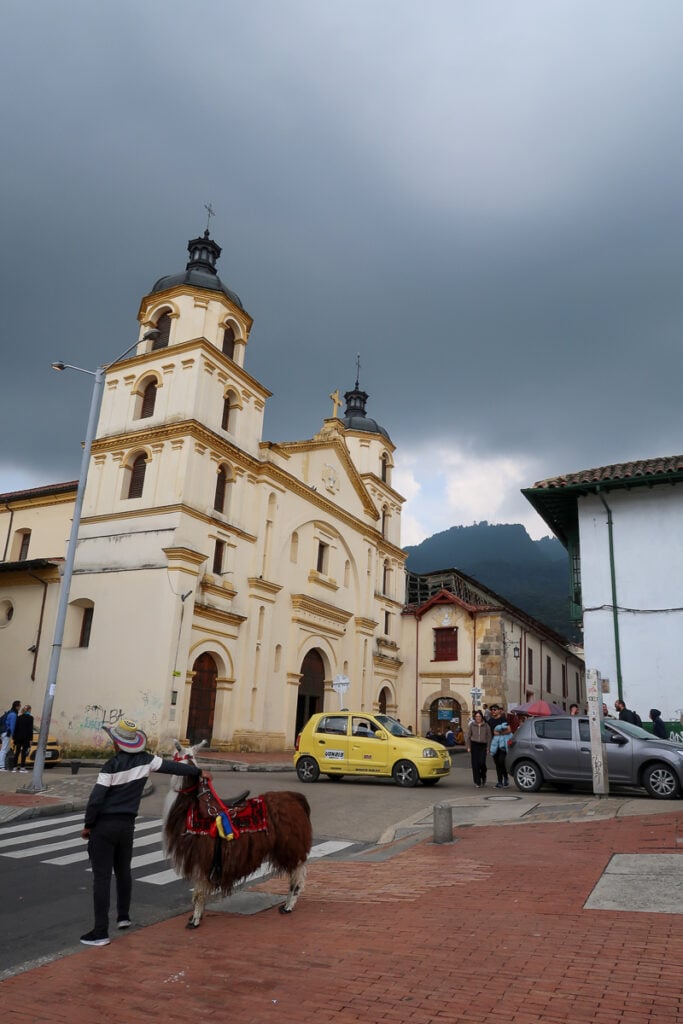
[87,814,135,937]
[470,742,488,785]
[493,749,508,783]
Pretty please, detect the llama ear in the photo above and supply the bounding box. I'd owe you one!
[173,739,183,753]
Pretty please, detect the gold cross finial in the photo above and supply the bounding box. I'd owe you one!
[329,389,342,418]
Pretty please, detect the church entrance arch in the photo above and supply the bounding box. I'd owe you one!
[187,652,218,745]
[295,649,325,739]
[429,696,462,739]
[378,686,391,714]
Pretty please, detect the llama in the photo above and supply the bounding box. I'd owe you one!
[164,739,312,928]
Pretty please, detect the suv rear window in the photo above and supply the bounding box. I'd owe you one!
[534,719,572,741]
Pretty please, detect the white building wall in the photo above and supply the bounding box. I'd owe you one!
[578,487,683,721]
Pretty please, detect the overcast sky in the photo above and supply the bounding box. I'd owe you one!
[2,1,682,543]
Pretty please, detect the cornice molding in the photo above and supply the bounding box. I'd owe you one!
[291,593,353,625]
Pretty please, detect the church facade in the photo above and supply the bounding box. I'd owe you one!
[0,231,583,753]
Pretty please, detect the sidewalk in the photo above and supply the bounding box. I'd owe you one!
[2,803,682,1023]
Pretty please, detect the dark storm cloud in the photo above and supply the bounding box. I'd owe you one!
[2,1,683,524]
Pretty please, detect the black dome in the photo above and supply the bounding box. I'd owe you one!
[342,382,391,442]
[150,230,244,310]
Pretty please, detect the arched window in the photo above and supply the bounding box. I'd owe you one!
[221,395,233,432]
[381,452,389,483]
[381,506,388,539]
[214,466,227,513]
[382,559,390,595]
[152,312,171,350]
[290,532,299,563]
[127,453,147,499]
[222,324,235,359]
[140,380,157,418]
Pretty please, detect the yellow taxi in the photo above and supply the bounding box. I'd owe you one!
[294,712,451,787]
[28,731,63,767]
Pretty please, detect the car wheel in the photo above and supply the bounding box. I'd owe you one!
[421,778,441,787]
[392,759,419,787]
[296,756,320,783]
[325,774,344,781]
[643,762,679,799]
[513,760,543,792]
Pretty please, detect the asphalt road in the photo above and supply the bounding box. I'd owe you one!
[2,762,470,977]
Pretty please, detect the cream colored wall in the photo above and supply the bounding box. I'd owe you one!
[0,498,74,561]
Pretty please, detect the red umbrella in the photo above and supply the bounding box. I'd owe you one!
[522,699,566,717]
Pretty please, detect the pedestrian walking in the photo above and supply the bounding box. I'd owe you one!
[615,699,642,726]
[80,717,202,947]
[466,710,492,787]
[0,701,21,771]
[12,705,34,772]
[649,709,667,739]
[490,721,512,787]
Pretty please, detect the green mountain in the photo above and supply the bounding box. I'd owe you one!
[404,522,580,643]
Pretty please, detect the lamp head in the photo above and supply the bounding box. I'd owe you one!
[142,328,160,342]
[51,361,66,371]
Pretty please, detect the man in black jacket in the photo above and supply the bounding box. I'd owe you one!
[80,718,201,947]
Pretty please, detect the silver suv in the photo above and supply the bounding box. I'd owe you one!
[507,715,683,799]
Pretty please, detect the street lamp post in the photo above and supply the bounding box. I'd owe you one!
[28,330,158,792]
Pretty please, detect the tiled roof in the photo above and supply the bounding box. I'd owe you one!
[531,454,683,491]
[0,480,78,503]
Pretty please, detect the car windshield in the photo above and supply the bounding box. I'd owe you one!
[609,720,660,741]
[374,714,412,737]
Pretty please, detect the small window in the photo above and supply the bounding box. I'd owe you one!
[381,506,388,538]
[316,541,329,575]
[381,452,389,483]
[214,467,227,513]
[562,664,567,699]
[152,312,171,349]
[140,380,157,418]
[213,539,225,575]
[546,655,552,693]
[534,719,572,741]
[18,531,31,560]
[316,715,348,736]
[79,606,94,648]
[221,395,232,432]
[433,627,458,661]
[127,454,147,499]
[384,611,391,635]
[222,324,235,359]
[528,649,534,686]
[382,559,390,595]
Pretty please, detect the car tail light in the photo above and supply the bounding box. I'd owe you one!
[294,733,301,751]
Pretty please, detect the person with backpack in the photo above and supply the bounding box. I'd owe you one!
[615,699,642,727]
[0,700,21,771]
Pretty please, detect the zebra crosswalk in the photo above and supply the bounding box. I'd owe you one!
[0,813,353,887]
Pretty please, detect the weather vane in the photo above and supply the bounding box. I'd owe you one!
[204,202,215,232]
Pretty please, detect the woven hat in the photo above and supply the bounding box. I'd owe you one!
[105,718,147,753]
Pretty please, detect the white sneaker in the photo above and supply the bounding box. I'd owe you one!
[19,768,28,773]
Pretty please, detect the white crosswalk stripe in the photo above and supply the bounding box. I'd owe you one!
[0,814,353,887]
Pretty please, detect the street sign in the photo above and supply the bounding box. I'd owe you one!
[332,674,350,708]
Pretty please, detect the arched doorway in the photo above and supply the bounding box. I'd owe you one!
[378,686,391,714]
[187,652,218,745]
[429,696,462,740]
[295,649,325,739]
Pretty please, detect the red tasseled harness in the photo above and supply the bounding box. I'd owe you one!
[175,763,268,840]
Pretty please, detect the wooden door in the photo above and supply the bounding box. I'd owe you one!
[187,652,218,745]
[295,649,325,739]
